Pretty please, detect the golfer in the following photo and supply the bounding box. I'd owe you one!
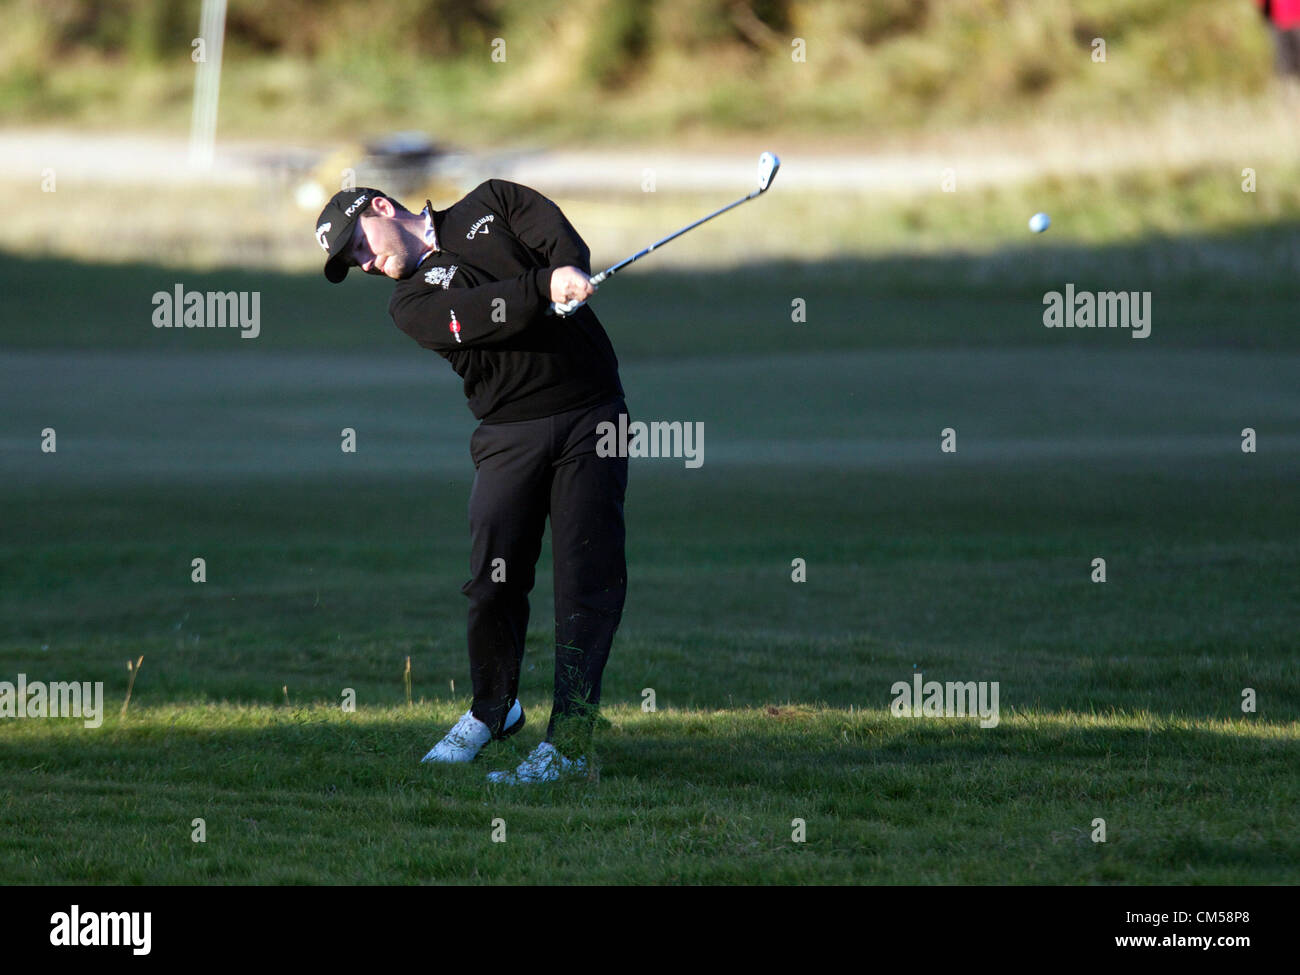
[313,181,628,783]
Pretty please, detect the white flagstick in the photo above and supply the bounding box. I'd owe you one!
[188,0,228,171]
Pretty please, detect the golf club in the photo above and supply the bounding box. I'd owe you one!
[550,151,781,317]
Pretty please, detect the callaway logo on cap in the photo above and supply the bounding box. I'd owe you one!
[314,187,387,283]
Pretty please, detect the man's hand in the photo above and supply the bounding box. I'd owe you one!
[550,266,596,305]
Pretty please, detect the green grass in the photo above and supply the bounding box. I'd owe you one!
[4,0,1298,888]
[1,267,1297,880]
[3,705,1294,884]
[3,215,1300,356]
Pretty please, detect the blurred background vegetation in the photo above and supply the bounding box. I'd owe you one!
[0,0,1278,142]
[2,0,1297,279]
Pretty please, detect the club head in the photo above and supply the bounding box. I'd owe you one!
[757,151,780,192]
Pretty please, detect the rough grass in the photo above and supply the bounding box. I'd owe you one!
[3,705,1295,884]
[0,0,1278,142]
[1,324,1297,882]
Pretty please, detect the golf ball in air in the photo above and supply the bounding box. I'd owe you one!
[1029,212,1051,233]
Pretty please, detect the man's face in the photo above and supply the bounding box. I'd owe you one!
[348,202,422,280]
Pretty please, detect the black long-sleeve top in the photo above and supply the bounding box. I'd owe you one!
[388,179,624,423]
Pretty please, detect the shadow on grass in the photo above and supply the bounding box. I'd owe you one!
[2,219,1298,356]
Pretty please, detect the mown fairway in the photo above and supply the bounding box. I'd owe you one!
[1,251,1297,884]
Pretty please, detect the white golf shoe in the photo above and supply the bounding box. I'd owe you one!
[486,741,586,784]
[421,699,524,764]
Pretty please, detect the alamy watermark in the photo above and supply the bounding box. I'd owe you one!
[1043,284,1150,338]
[151,284,261,338]
[596,413,703,468]
[50,905,150,955]
[890,672,1000,728]
[0,674,104,728]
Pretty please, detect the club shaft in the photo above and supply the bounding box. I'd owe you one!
[593,189,760,284]
[549,159,775,316]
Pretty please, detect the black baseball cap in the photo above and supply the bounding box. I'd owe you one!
[314,187,387,283]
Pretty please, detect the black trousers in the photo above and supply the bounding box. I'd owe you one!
[462,395,628,745]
